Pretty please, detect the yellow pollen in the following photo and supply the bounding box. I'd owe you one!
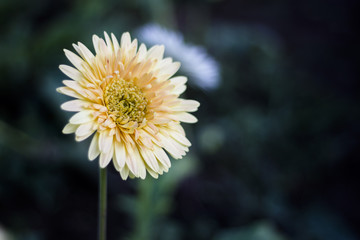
[104,77,148,125]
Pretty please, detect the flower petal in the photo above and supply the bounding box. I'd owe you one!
[137,43,147,61]
[111,33,120,53]
[169,130,191,147]
[62,80,85,95]
[64,49,84,71]
[75,129,94,142]
[99,130,113,153]
[159,62,180,78]
[73,42,95,64]
[121,32,131,49]
[124,144,138,177]
[56,87,83,99]
[133,147,147,179]
[171,112,198,123]
[119,165,130,180]
[104,32,113,50]
[114,140,126,168]
[158,132,185,159]
[62,123,78,134]
[75,122,94,137]
[146,167,159,179]
[139,146,159,173]
[99,142,114,168]
[92,34,100,54]
[69,110,94,124]
[59,65,83,81]
[88,133,100,161]
[169,76,187,95]
[153,145,171,168]
[171,99,200,112]
[124,143,147,179]
[61,100,85,112]
[147,45,164,60]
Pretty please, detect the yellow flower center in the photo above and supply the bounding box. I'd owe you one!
[104,77,148,125]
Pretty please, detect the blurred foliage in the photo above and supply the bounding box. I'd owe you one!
[214,221,287,240]
[0,0,359,240]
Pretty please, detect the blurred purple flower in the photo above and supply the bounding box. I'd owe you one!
[137,24,220,90]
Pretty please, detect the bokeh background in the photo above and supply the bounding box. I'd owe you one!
[0,0,359,239]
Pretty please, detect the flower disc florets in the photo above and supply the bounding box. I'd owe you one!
[104,77,148,126]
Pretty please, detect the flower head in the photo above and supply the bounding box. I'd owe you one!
[137,24,220,90]
[57,32,199,180]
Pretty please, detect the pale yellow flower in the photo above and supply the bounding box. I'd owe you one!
[57,32,199,180]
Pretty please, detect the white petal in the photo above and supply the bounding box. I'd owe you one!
[73,42,95,64]
[99,142,114,168]
[159,62,180,77]
[158,135,183,159]
[114,140,126,168]
[139,147,159,172]
[164,131,189,151]
[170,76,187,86]
[75,129,94,142]
[128,39,138,58]
[92,35,101,55]
[171,99,200,112]
[121,32,131,49]
[147,45,164,60]
[104,32,112,50]
[64,49,84,70]
[69,110,94,124]
[173,85,186,95]
[124,143,146,179]
[99,131,113,154]
[171,112,198,123]
[61,100,85,112]
[88,133,100,161]
[59,65,83,81]
[137,43,147,61]
[153,146,171,168]
[62,123,78,134]
[157,58,173,70]
[119,166,129,180]
[124,145,138,177]
[158,161,169,173]
[133,147,146,179]
[62,80,84,93]
[169,130,191,147]
[112,152,120,171]
[111,33,120,53]
[75,122,93,137]
[56,87,82,99]
[169,76,187,95]
[146,168,159,179]
[99,38,108,56]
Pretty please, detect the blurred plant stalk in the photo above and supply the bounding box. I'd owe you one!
[129,156,198,240]
[99,167,107,240]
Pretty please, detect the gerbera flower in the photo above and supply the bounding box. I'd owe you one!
[57,32,199,180]
[137,24,220,90]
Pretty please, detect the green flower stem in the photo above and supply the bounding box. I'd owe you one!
[99,167,107,240]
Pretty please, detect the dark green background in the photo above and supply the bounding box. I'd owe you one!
[0,0,358,239]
